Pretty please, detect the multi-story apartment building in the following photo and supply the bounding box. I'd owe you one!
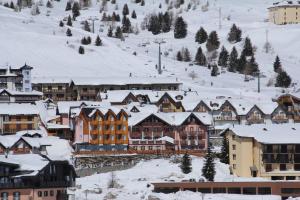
[129,112,211,151]
[0,154,75,200]
[268,1,300,25]
[32,77,183,101]
[0,104,39,135]
[73,106,129,151]
[223,124,300,180]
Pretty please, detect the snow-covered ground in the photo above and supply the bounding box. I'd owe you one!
[74,157,282,200]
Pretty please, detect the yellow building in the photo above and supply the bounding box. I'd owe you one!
[268,1,300,25]
[223,124,300,180]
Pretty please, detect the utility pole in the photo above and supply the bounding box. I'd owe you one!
[154,39,166,75]
[89,16,99,33]
[257,70,261,93]
[218,7,222,30]
[265,29,269,53]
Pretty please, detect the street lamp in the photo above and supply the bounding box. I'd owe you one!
[154,39,166,75]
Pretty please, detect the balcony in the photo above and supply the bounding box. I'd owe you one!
[0,181,73,189]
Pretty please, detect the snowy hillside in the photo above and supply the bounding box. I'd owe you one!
[0,0,300,94]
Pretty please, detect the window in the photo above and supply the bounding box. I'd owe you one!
[233,154,236,160]
[44,191,48,197]
[233,164,236,169]
[1,192,8,200]
[50,191,54,196]
[232,145,236,150]
[228,188,241,194]
[258,187,271,195]
[265,164,272,172]
[13,192,20,200]
[212,188,226,193]
[243,187,256,195]
[295,164,300,171]
[281,145,287,153]
[280,164,287,171]
[38,191,42,197]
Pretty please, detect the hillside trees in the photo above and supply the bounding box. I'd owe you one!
[174,17,187,39]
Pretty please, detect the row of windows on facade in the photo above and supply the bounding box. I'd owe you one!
[91,115,127,121]
[91,134,126,141]
[90,124,127,131]
[231,144,300,153]
[132,127,205,132]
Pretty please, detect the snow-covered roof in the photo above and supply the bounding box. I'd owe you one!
[129,112,212,126]
[157,136,175,144]
[225,124,300,144]
[0,103,38,115]
[16,129,48,137]
[0,154,49,176]
[269,0,300,8]
[0,89,42,96]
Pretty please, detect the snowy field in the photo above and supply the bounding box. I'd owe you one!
[74,157,286,200]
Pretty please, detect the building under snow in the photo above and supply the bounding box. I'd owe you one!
[268,1,300,25]
[222,124,300,180]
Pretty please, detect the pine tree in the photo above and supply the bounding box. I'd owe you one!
[65,1,71,11]
[86,36,91,44]
[122,3,129,16]
[180,153,192,174]
[67,15,72,26]
[273,55,282,73]
[66,28,72,36]
[72,2,80,19]
[95,35,102,46]
[174,17,187,39]
[83,21,91,32]
[242,37,253,57]
[182,48,191,62]
[237,52,247,73]
[245,55,259,75]
[275,71,292,88]
[228,47,238,72]
[211,64,219,76]
[195,27,207,44]
[115,26,123,39]
[202,144,216,181]
[10,1,15,9]
[177,51,183,61]
[46,0,52,8]
[206,31,220,52]
[195,47,206,66]
[107,26,113,37]
[141,0,145,6]
[228,24,242,43]
[161,12,171,33]
[81,37,88,45]
[218,46,229,67]
[59,21,64,27]
[131,10,137,19]
[220,135,229,164]
[78,46,85,54]
[148,15,161,35]
[122,16,131,33]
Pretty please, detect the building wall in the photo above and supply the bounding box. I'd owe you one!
[0,188,67,200]
[0,115,39,135]
[269,6,300,25]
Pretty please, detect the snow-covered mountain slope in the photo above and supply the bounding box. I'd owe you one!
[0,0,300,93]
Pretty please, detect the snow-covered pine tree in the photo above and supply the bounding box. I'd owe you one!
[275,71,292,88]
[245,55,259,75]
[148,15,161,35]
[195,47,207,66]
[174,17,187,39]
[72,1,80,19]
[46,0,52,8]
[83,21,91,32]
[95,35,102,46]
[220,134,229,164]
[65,1,71,11]
[206,31,220,52]
[180,153,192,174]
[122,3,129,16]
[237,52,247,73]
[228,46,238,72]
[202,144,216,181]
[78,46,85,54]
[131,10,137,19]
[122,16,132,33]
[115,26,123,39]
[211,64,219,76]
[107,26,113,37]
[183,48,191,62]
[67,15,72,26]
[59,21,64,27]
[141,0,145,6]
[195,27,207,44]
[66,28,72,36]
[242,37,253,57]
[177,51,183,61]
[161,12,171,33]
[228,24,242,43]
[273,56,282,73]
[218,46,229,67]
